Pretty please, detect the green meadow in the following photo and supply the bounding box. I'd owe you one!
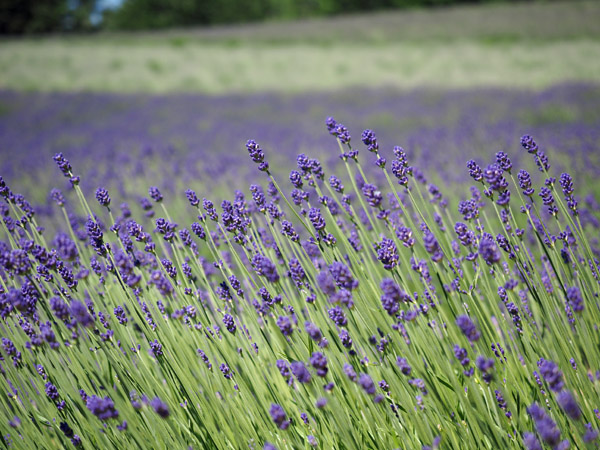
[1,0,599,93]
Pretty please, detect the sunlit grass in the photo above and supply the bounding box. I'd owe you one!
[1,40,599,93]
[0,1,599,93]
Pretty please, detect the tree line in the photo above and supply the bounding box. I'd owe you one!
[1,0,528,34]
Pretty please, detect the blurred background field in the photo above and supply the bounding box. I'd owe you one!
[0,0,599,212]
[1,1,599,92]
[2,84,600,205]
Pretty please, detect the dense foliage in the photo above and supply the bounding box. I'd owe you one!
[102,0,520,30]
[1,0,532,34]
[0,112,599,448]
[0,0,96,34]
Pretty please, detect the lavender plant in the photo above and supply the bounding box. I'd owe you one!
[0,119,599,450]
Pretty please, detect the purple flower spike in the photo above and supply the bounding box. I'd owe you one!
[566,285,583,313]
[374,237,399,270]
[328,306,347,327]
[70,300,94,328]
[149,186,163,202]
[53,153,73,178]
[479,234,501,265]
[95,187,110,207]
[520,135,539,154]
[456,315,480,342]
[527,403,562,447]
[86,395,119,421]
[276,316,293,336]
[223,314,236,333]
[308,207,326,232]
[291,361,311,384]
[467,160,483,182]
[246,139,269,172]
[361,129,379,152]
[396,357,412,376]
[538,359,564,392]
[359,373,375,395]
[150,397,170,418]
[305,322,322,342]
[522,432,542,450]
[329,261,359,291]
[557,390,581,420]
[309,352,328,377]
[518,170,535,196]
[269,403,290,430]
[185,189,200,207]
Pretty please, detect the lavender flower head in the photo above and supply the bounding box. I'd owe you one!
[289,170,303,188]
[557,390,581,420]
[328,306,347,327]
[150,397,170,418]
[520,135,539,154]
[70,300,94,328]
[343,363,357,381]
[359,373,376,395]
[276,316,293,336]
[522,432,542,450]
[527,403,561,447]
[305,321,323,342]
[374,237,399,270]
[223,314,236,333]
[479,234,501,265]
[396,357,412,376]
[362,183,383,207]
[495,151,512,172]
[246,139,269,172]
[185,189,200,207]
[86,217,107,256]
[396,226,415,248]
[326,117,351,145]
[518,170,535,196]
[309,352,328,377]
[538,359,564,392]
[86,395,119,421]
[467,160,483,182]
[423,231,443,262]
[269,403,290,430]
[566,286,584,313]
[149,186,162,202]
[53,153,73,177]
[50,188,65,206]
[291,361,311,383]
[308,207,326,232]
[329,261,359,291]
[361,129,379,153]
[252,254,280,283]
[45,382,59,401]
[456,315,480,342]
[380,278,408,316]
[95,188,110,207]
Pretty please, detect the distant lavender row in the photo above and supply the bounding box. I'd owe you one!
[1,83,599,210]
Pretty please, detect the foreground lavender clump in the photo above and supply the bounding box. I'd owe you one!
[0,120,599,450]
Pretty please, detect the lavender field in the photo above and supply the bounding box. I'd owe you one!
[1,2,600,449]
[2,83,600,207]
